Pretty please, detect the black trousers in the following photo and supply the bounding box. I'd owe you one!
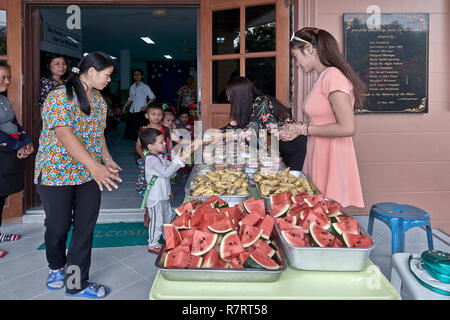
[0,195,6,228]
[124,111,147,141]
[279,135,308,171]
[37,180,101,294]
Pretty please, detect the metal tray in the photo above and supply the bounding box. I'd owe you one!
[255,170,321,209]
[185,167,251,207]
[155,231,287,282]
[272,211,375,271]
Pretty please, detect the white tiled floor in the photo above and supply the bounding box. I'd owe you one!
[1,122,448,300]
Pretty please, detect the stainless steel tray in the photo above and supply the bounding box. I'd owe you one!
[185,166,251,207]
[155,231,287,282]
[255,170,321,209]
[272,213,375,271]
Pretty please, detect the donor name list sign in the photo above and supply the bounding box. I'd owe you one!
[344,13,429,113]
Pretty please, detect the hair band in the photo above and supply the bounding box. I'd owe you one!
[290,34,312,46]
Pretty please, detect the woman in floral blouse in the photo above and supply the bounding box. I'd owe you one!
[38,54,68,110]
[34,52,121,299]
[221,76,307,170]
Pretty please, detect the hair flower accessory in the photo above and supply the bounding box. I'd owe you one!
[71,67,80,74]
[162,103,169,110]
[83,52,89,57]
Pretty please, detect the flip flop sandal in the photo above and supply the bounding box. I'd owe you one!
[47,268,65,290]
[65,283,110,299]
[148,246,161,254]
[0,250,7,258]
[0,233,22,242]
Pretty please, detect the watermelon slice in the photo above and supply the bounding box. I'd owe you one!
[246,238,276,257]
[180,229,195,240]
[309,222,335,247]
[299,210,331,232]
[201,249,219,268]
[164,250,190,268]
[240,224,263,248]
[239,211,262,227]
[330,236,345,247]
[172,212,190,229]
[208,217,234,233]
[164,224,182,250]
[332,219,359,235]
[191,230,218,256]
[219,231,244,262]
[188,210,204,228]
[242,199,266,218]
[244,248,280,270]
[288,202,309,218]
[230,252,250,269]
[291,192,310,204]
[270,192,293,205]
[276,216,297,226]
[342,233,373,248]
[281,229,307,247]
[170,245,191,254]
[175,200,198,216]
[180,237,193,246]
[304,194,325,207]
[277,220,301,230]
[269,203,290,218]
[185,255,203,268]
[258,214,275,240]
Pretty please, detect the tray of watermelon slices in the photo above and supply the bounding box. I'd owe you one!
[268,191,375,271]
[155,196,287,282]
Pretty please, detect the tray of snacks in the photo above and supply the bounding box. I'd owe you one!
[155,196,287,282]
[186,168,251,206]
[267,191,375,271]
[254,168,321,209]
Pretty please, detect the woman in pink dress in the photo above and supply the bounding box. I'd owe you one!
[280,27,366,208]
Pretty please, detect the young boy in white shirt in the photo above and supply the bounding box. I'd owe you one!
[138,127,189,254]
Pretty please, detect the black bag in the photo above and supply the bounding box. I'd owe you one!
[0,147,25,196]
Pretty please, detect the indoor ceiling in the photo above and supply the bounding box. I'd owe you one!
[44,6,198,62]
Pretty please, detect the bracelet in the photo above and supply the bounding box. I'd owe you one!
[300,124,307,136]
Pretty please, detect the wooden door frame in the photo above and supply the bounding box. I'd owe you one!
[21,0,201,213]
[200,0,290,130]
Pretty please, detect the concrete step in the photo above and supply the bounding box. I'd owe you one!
[23,208,145,224]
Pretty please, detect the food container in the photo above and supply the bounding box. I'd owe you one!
[255,170,321,209]
[185,167,251,206]
[155,232,287,282]
[273,223,375,271]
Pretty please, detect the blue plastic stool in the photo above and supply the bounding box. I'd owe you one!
[368,202,434,254]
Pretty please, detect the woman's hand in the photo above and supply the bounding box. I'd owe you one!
[279,123,302,142]
[17,143,34,159]
[90,161,122,192]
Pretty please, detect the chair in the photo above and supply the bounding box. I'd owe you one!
[368,202,434,254]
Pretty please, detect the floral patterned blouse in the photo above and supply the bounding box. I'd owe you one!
[39,77,62,108]
[34,86,107,186]
[222,95,293,147]
[177,85,197,109]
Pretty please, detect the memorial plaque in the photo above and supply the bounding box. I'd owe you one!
[344,13,429,113]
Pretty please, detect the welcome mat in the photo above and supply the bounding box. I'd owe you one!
[37,222,148,250]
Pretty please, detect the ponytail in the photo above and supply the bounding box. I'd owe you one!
[290,28,366,107]
[65,51,115,115]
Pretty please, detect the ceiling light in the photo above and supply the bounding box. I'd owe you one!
[141,37,155,44]
[164,55,173,59]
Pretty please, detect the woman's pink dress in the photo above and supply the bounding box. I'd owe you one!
[302,67,364,208]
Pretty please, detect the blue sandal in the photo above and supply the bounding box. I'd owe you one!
[47,268,65,290]
[65,282,110,299]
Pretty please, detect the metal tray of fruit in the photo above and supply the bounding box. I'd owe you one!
[254,170,321,209]
[155,230,287,282]
[271,208,375,271]
[185,167,251,207]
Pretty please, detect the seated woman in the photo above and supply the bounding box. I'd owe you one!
[219,76,307,171]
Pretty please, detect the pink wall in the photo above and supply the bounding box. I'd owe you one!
[295,0,450,233]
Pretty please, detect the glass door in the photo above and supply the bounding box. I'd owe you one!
[200,0,290,129]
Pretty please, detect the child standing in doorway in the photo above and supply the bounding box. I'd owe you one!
[138,128,188,254]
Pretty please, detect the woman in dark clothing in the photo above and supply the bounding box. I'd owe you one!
[0,63,34,258]
[221,76,307,171]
